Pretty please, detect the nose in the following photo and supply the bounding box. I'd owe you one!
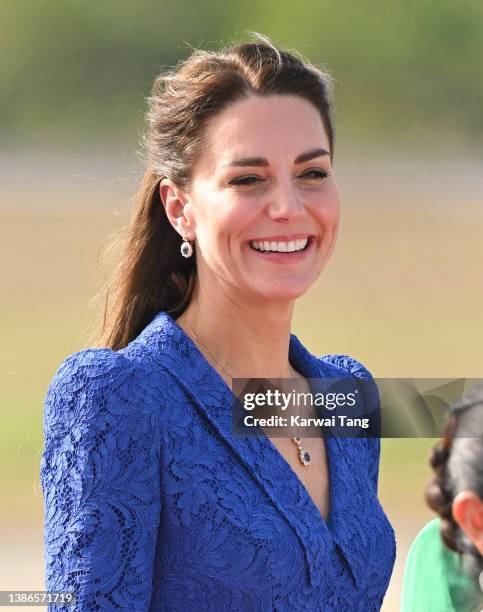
[266,178,305,222]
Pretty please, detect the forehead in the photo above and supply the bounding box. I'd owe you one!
[196,94,329,173]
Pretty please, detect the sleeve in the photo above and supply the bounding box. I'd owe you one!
[320,353,382,494]
[40,349,162,611]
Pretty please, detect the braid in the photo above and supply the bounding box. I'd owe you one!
[425,414,460,552]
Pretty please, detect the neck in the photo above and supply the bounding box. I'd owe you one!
[175,281,296,380]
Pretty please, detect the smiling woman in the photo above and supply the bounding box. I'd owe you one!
[160,93,340,304]
[40,33,396,611]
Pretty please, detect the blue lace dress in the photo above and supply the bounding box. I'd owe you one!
[40,310,396,611]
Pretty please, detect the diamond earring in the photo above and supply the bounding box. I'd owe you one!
[180,238,194,258]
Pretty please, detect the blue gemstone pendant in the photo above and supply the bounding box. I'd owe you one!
[292,437,311,466]
[299,449,312,466]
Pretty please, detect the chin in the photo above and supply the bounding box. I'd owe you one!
[251,281,313,302]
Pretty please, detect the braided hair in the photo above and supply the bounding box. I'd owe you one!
[425,383,483,588]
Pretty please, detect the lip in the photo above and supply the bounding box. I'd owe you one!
[247,233,314,242]
[246,235,316,264]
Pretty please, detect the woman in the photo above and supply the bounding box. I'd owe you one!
[40,35,396,610]
[401,386,483,611]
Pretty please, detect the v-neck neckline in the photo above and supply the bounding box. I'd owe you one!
[123,309,385,589]
[166,311,339,535]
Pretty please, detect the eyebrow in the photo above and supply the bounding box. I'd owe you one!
[222,147,330,168]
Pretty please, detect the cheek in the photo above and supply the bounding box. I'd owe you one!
[208,197,257,243]
[326,183,342,215]
[196,201,247,256]
[311,188,341,228]
[191,191,229,239]
[330,198,341,230]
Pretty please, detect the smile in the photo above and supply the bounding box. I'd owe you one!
[249,237,311,253]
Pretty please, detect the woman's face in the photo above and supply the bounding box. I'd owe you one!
[171,94,341,303]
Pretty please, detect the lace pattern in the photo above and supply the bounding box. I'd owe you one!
[41,311,396,611]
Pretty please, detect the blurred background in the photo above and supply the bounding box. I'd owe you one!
[1,1,482,610]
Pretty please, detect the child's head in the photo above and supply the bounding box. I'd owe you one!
[425,383,483,587]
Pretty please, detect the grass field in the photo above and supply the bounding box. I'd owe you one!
[1,152,482,610]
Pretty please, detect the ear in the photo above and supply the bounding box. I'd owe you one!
[452,490,483,555]
[159,178,196,240]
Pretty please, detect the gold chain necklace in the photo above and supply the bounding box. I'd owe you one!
[186,327,312,467]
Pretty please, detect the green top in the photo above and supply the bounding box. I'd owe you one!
[401,518,483,612]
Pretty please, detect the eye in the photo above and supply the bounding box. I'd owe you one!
[300,169,329,180]
[228,169,329,188]
[229,175,263,187]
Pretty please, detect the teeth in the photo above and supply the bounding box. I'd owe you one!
[250,238,309,253]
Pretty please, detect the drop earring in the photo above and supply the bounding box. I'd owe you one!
[180,238,193,258]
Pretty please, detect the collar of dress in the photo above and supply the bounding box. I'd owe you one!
[120,309,374,590]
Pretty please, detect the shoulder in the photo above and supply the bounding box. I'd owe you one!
[407,518,472,579]
[44,348,157,437]
[47,347,134,387]
[318,354,381,473]
[318,353,375,381]
[402,518,454,611]
[402,518,483,610]
[318,353,380,412]
[407,518,444,560]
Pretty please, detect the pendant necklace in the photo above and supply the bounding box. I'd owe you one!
[186,327,312,467]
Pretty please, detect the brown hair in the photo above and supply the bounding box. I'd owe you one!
[91,33,335,350]
[425,385,483,585]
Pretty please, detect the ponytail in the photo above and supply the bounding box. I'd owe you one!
[91,169,196,350]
